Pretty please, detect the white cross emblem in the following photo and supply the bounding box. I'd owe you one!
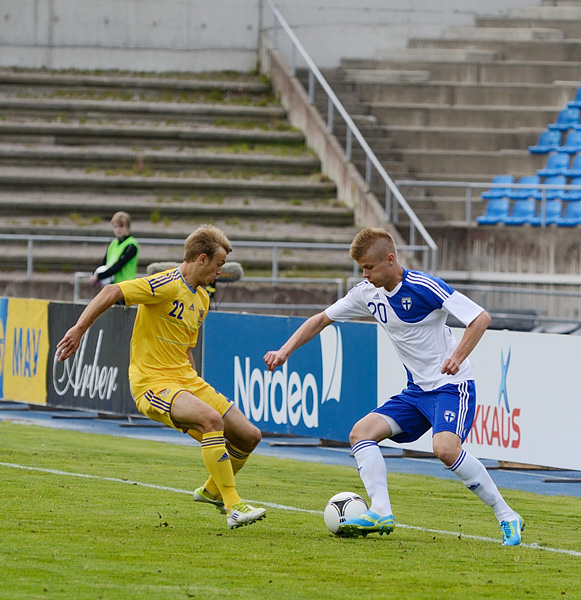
[444,410,456,423]
[401,297,412,310]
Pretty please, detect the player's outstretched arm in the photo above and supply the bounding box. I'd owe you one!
[56,284,125,361]
[441,310,491,375]
[263,311,334,371]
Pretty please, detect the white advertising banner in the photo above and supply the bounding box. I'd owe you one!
[378,327,581,471]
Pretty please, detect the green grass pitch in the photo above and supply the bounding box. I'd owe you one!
[0,421,579,600]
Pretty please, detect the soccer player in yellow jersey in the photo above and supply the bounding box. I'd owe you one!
[56,225,266,529]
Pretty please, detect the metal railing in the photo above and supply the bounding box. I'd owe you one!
[395,179,581,225]
[0,233,430,281]
[259,0,438,273]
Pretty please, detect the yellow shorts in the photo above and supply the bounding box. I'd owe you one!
[132,375,233,433]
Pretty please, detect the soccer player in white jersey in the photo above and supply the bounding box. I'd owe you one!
[57,225,266,530]
[264,227,524,545]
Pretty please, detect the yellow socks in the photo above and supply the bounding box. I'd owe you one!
[200,432,240,510]
[202,441,250,500]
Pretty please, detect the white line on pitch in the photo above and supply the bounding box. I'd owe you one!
[1,461,580,557]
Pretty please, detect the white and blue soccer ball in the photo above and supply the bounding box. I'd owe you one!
[324,491,368,535]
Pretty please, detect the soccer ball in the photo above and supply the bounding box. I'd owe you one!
[93,265,113,286]
[323,491,368,535]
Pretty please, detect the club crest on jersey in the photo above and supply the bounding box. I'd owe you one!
[401,297,412,310]
[198,308,205,327]
[444,410,456,423]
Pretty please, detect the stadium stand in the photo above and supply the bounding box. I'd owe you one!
[548,107,580,131]
[507,175,541,200]
[530,198,563,227]
[475,197,510,225]
[0,70,360,302]
[541,175,568,199]
[557,200,581,227]
[537,152,570,177]
[567,85,581,109]
[528,130,562,154]
[564,176,581,201]
[564,154,581,178]
[504,197,537,226]
[560,129,581,153]
[480,175,514,199]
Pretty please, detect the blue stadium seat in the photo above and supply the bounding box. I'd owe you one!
[548,107,580,131]
[537,152,570,177]
[529,130,561,154]
[504,198,536,225]
[476,197,510,225]
[530,199,563,226]
[564,153,581,178]
[542,175,568,200]
[567,86,581,109]
[556,200,581,227]
[560,129,581,153]
[564,176,581,201]
[507,175,541,200]
[481,175,514,200]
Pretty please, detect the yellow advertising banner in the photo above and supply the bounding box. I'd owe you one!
[1,298,49,405]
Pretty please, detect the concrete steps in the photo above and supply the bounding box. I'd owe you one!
[409,38,581,63]
[0,143,321,174]
[0,120,306,147]
[304,3,581,226]
[341,59,581,85]
[0,68,358,285]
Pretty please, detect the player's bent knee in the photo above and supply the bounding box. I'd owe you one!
[236,423,261,452]
[248,425,261,449]
[348,422,367,445]
[432,442,459,467]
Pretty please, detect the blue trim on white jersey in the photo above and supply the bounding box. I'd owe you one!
[385,269,455,323]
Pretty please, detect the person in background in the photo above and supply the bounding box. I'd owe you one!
[264,227,524,545]
[90,211,139,288]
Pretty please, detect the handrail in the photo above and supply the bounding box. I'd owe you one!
[0,233,427,280]
[259,0,438,273]
[395,179,581,225]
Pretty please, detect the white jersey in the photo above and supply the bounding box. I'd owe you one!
[325,268,484,391]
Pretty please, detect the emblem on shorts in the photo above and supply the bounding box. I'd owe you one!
[158,388,171,398]
[444,410,456,422]
[401,297,412,310]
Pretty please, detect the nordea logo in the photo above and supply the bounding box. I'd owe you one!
[234,325,343,429]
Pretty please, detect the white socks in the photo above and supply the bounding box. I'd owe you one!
[449,450,516,523]
[352,440,393,516]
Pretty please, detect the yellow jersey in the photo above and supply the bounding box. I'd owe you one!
[118,268,209,394]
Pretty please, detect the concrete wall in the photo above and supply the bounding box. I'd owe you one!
[0,0,260,72]
[0,0,543,72]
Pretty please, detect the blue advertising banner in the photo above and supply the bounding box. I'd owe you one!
[202,312,378,443]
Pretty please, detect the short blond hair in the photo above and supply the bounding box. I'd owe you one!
[111,211,131,228]
[184,225,232,262]
[349,228,397,261]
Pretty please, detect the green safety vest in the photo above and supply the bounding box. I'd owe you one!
[106,235,139,283]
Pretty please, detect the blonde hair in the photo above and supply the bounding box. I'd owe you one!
[111,211,131,229]
[184,225,232,262]
[349,228,397,261]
